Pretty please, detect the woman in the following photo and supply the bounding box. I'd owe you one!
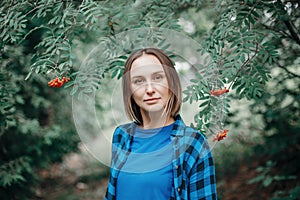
[105,48,217,200]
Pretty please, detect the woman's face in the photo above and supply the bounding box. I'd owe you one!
[130,54,170,115]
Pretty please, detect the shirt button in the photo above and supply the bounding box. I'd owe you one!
[177,188,181,192]
[175,165,179,169]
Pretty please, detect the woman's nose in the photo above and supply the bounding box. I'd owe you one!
[145,82,155,94]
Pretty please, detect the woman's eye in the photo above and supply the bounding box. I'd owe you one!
[153,74,163,81]
[133,78,144,84]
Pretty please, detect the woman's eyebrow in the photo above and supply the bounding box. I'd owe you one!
[131,75,143,79]
[152,71,165,74]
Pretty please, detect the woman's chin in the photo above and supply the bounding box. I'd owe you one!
[141,105,166,114]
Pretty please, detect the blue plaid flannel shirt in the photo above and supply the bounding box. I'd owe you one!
[104,115,217,200]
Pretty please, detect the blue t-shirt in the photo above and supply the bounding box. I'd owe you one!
[116,123,174,200]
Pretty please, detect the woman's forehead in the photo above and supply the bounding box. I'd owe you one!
[132,54,161,67]
[130,54,164,76]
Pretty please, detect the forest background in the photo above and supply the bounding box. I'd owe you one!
[0,0,299,199]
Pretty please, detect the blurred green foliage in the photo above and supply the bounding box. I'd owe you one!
[0,44,79,199]
[0,50,79,199]
[178,0,299,198]
[0,0,299,199]
[218,1,300,198]
[0,1,82,198]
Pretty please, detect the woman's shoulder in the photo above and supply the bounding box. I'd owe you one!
[174,115,206,140]
[115,122,133,131]
[181,126,212,160]
[183,126,207,142]
[112,122,135,142]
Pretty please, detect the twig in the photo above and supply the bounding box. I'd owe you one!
[16,25,52,46]
[228,42,259,90]
[277,63,300,78]
[283,20,300,46]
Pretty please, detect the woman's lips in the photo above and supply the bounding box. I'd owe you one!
[144,98,161,103]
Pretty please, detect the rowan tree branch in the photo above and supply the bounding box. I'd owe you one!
[283,20,300,46]
[277,63,300,78]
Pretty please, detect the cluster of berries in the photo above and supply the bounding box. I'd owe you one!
[212,129,229,142]
[210,87,229,96]
[209,88,230,142]
[48,77,70,88]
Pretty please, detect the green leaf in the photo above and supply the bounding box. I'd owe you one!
[25,71,32,81]
[183,95,189,103]
[263,176,273,187]
[190,79,198,83]
[110,60,125,67]
[199,100,210,108]
[248,15,255,24]
[111,69,119,78]
[70,84,79,96]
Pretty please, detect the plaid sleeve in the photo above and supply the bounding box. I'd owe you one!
[104,127,120,200]
[104,126,127,200]
[188,139,217,199]
[104,124,132,200]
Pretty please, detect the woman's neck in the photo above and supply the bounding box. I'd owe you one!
[140,111,174,129]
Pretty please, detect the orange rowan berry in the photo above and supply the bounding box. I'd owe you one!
[212,129,229,142]
[48,77,70,88]
[210,87,229,96]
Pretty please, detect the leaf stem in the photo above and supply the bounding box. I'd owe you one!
[228,42,259,90]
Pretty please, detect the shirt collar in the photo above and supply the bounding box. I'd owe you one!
[120,114,186,137]
[170,114,186,137]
